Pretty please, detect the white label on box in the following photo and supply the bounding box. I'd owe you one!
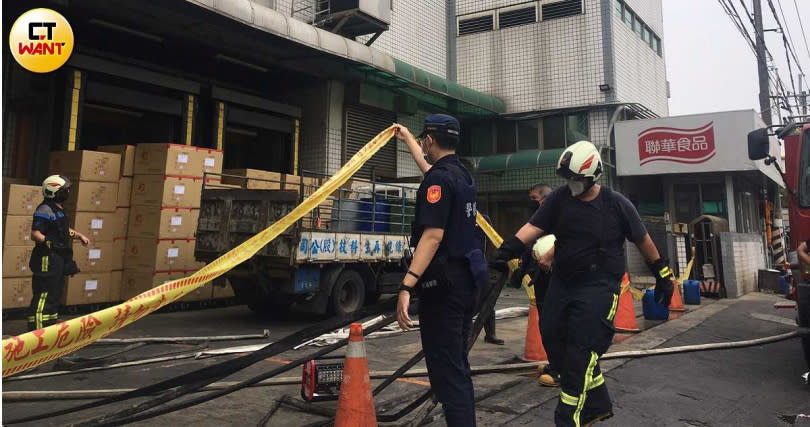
[95,200,102,205]
[170,215,183,226]
[100,170,106,176]
[167,248,180,258]
[174,185,186,195]
[204,157,216,167]
[177,153,189,164]
[85,280,98,291]
[91,219,104,229]
[88,249,102,259]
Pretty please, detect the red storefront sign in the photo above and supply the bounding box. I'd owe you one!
[637,122,716,166]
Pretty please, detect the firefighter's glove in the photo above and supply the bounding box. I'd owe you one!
[649,258,674,307]
[490,236,526,273]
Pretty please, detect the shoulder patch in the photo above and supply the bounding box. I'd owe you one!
[427,185,442,204]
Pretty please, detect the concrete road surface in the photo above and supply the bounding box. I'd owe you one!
[2,291,808,426]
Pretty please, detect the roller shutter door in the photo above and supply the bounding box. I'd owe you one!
[344,105,396,179]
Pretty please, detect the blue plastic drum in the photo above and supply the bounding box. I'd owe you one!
[642,289,670,320]
[683,280,701,305]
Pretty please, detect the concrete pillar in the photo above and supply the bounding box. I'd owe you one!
[725,174,737,232]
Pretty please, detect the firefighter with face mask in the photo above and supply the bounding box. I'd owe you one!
[27,175,90,331]
[490,141,675,426]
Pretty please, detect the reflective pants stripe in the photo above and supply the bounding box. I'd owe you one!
[607,294,618,321]
[573,351,599,427]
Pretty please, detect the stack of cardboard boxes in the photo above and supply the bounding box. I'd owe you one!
[98,145,136,302]
[49,150,121,306]
[2,183,42,309]
[123,144,222,301]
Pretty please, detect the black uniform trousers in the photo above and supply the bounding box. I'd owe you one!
[477,282,497,339]
[541,273,620,427]
[419,260,477,427]
[27,256,66,331]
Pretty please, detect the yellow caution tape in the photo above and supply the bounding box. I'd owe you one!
[2,127,398,377]
[475,212,519,272]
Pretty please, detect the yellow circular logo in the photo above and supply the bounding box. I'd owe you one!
[9,8,74,73]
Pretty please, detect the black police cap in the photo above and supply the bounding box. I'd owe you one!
[418,114,460,138]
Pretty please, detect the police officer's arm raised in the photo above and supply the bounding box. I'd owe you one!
[396,125,432,174]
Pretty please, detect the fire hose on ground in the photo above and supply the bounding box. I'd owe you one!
[5,327,808,403]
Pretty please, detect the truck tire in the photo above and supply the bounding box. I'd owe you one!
[330,270,366,315]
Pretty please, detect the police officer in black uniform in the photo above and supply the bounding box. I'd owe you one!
[28,175,89,331]
[492,141,675,426]
[395,114,486,426]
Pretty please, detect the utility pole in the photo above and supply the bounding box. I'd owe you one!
[754,0,772,126]
[801,75,808,116]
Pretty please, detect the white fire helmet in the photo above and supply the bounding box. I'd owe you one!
[42,174,72,202]
[556,141,602,196]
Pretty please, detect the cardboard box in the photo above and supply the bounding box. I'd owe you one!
[49,150,121,183]
[180,282,212,302]
[3,183,42,216]
[65,181,118,213]
[134,143,202,177]
[131,175,203,208]
[213,280,236,299]
[117,177,133,207]
[221,169,282,190]
[128,206,199,239]
[3,277,33,309]
[111,238,126,271]
[65,272,112,305]
[110,270,123,301]
[98,145,135,177]
[70,212,116,242]
[197,148,223,176]
[3,245,34,277]
[113,207,130,238]
[124,238,196,271]
[283,175,319,196]
[73,241,114,273]
[3,215,34,247]
[121,269,185,300]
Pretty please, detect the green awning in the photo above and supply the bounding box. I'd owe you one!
[385,58,505,115]
[466,148,565,173]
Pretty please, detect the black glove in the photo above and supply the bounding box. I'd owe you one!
[649,258,674,306]
[489,236,526,273]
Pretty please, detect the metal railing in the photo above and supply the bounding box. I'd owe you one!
[202,171,417,236]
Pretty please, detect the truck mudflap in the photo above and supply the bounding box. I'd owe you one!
[798,282,810,371]
[296,232,407,263]
[294,265,321,294]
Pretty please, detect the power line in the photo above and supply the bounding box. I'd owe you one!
[792,0,810,67]
[766,0,809,91]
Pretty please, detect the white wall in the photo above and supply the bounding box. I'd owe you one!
[357,1,448,78]
[611,0,669,116]
[456,0,608,114]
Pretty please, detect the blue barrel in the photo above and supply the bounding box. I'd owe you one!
[642,289,669,320]
[357,197,390,232]
[684,280,701,305]
[778,276,789,295]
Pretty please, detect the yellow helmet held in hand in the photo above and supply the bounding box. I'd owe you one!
[42,174,72,202]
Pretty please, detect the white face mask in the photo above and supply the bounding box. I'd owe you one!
[421,137,433,164]
[567,179,586,197]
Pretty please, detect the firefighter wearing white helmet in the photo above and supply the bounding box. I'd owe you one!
[27,175,90,331]
[491,141,675,426]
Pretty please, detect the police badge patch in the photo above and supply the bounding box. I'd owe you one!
[427,185,441,203]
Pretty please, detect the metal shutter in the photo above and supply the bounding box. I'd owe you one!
[344,104,397,179]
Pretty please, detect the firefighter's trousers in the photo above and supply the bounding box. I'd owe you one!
[541,273,620,426]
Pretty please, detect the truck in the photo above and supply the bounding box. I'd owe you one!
[194,171,416,317]
[748,120,810,381]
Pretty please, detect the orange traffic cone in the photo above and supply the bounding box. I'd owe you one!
[669,281,686,312]
[523,299,548,362]
[335,323,377,427]
[614,274,641,333]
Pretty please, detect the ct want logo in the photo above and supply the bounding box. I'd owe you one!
[9,8,74,73]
